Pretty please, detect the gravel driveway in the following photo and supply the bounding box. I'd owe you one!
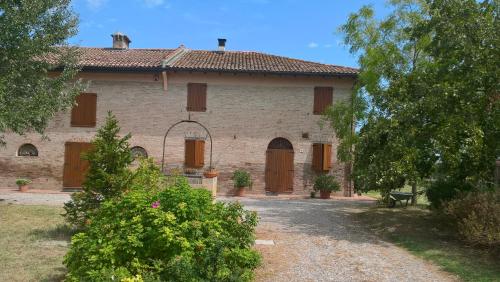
[0,191,455,282]
[225,197,456,282]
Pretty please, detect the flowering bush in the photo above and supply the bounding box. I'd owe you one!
[64,175,261,281]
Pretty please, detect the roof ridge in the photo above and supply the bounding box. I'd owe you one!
[162,45,190,67]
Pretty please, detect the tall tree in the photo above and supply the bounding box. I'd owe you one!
[0,0,82,144]
[326,0,499,203]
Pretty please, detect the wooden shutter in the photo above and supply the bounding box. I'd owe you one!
[185,139,205,168]
[187,83,207,112]
[71,93,97,127]
[323,143,332,171]
[312,143,332,172]
[313,87,333,115]
[312,143,323,172]
[194,140,205,167]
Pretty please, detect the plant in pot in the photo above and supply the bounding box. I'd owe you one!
[203,167,218,178]
[314,174,340,199]
[232,169,251,197]
[16,178,31,192]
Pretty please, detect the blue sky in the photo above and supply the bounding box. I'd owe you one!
[70,0,390,68]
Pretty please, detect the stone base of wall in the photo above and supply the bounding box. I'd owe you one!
[0,158,62,190]
[0,158,348,196]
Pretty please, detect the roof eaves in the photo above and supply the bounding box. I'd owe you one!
[165,66,358,78]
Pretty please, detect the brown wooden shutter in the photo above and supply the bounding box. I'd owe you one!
[323,143,332,171]
[313,87,333,115]
[194,140,205,167]
[187,83,207,112]
[312,143,323,172]
[185,139,205,168]
[312,143,332,172]
[71,93,97,127]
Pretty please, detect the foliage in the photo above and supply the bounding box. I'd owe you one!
[63,112,133,228]
[15,178,31,186]
[0,0,83,145]
[232,169,252,188]
[313,174,340,192]
[64,173,261,281]
[426,178,473,209]
[339,0,499,198]
[444,190,500,247]
[322,91,366,163]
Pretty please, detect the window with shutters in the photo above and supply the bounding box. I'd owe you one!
[312,143,332,172]
[71,93,97,127]
[313,87,333,115]
[187,83,207,112]
[185,139,205,168]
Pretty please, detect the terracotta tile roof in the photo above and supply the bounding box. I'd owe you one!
[170,50,358,76]
[53,46,358,76]
[71,47,176,69]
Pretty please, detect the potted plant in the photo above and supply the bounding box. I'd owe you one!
[16,178,31,192]
[232,169,251,197]
[203,167,218,178]
[313,174,340,199]
[310,191,316,198]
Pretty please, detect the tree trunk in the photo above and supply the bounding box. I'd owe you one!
[411,181,417,206]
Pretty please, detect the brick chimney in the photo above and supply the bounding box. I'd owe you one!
[111,32,131,49]
[218,38,226,51]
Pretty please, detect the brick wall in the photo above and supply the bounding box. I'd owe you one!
[0,71,355,195]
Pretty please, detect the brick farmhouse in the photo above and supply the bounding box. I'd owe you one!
[0,34,358,196]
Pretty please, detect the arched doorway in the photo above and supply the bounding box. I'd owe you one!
[265,138,294,193]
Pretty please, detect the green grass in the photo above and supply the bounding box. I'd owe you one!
[0,203,73,282]
[354,207,500,282]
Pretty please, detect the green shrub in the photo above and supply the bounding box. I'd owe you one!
[232,169,252,188]
[15,178,31,186]
[444,190,500,247]
[426,178,473,208]
[313,174,340,192]
[64,176,261,281]
[63,112,133,229]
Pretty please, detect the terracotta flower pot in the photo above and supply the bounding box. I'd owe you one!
[319,190,331,199]
[203,170,218,178]
[234,187,246,197]
[18,185,29,193]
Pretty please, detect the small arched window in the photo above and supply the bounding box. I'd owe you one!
[131,146,148,160]
[18,144,38,157]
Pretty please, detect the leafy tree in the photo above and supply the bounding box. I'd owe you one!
[327,0,499,204]
[64,112,133,228]
[0,0,82,144]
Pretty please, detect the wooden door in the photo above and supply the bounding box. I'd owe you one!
[63,142,93,188]
[265,149,294,193]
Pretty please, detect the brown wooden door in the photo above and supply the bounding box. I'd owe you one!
[265,149,294,193]
[63,142,93,188]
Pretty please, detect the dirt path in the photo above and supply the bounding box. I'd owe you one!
[226,197,457,282]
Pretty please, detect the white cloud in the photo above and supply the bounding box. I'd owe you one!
[308,42,319,48]
[86,0,107,10]
[143,0,165,8]
[324,44,333,48]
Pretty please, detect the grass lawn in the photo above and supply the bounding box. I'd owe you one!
[354,206,500,282]
[0,203,71,282]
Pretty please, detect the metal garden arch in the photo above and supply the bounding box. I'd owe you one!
[161,120,213,172]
